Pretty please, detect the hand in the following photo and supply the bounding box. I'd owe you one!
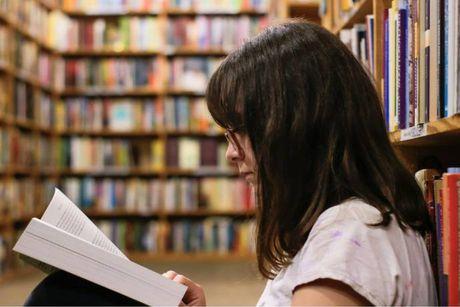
[163,270,206,306]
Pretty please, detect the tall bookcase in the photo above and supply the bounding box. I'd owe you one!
[321,0,460,303]
[321,0,460,169]
[0,0,275,283]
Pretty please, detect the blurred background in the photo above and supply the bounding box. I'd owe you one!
[0,0,321,304]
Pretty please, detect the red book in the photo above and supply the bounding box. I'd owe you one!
[442,174,460,306]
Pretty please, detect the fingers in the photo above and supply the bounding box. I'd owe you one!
[163,270,178,280]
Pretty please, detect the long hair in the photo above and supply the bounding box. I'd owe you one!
[206,21,430,279]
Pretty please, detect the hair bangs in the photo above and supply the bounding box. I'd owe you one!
[206,55,245,130]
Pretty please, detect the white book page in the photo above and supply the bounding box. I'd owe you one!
[41,188,127,259]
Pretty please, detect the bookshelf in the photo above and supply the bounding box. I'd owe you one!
[0,0,274,282]
[321,0,460,304]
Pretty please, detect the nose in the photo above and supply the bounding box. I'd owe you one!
[225,142,242,163]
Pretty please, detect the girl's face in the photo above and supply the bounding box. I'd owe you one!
[225,131,256,185]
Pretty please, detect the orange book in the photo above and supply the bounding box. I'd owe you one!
[442,174,460,306]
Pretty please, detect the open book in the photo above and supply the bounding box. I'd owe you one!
[13,188,187,306]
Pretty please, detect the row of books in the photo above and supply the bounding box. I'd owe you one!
[0,128,36,168]
[60,0,269,13]
[62,177,253,212]
[53,15,267,52]
[55,97,219,133]
[14,83,55,126]
[55,137,229,170]
[56,17,163,51]
[64,58,163,89]
[0,129,231,170]
[166,16,268,51]
[0,0,51,46]
[0,177,253,219]
[339,16,375,75]
[97,219,255,255]
[0,177,53,219]
[0,25,9,63]
[0,77,7,115]
[63,57,221,91]
[383,0,460,131]
[416,168,460,305]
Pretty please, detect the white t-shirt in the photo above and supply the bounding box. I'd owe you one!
[256,198,438,306]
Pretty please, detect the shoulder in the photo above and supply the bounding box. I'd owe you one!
[288,198,427,306]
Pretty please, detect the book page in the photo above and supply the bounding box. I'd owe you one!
[41,188,127,259]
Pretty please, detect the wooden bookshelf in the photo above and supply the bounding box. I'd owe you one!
[331,0,373,34]
[0,0,270,282]
[62,9,267,18]
[13,209,255,224]
[0,12,55,53]
[61,48,228,57]
[390,115,460,146]
[128,252,256,262]
[60,88,163,97]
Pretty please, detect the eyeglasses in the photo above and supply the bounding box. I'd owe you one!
[224,128,245,160]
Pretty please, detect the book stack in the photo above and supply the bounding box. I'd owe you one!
[168,57,222,92]
[6,129,36,168]
[13,82,35,121]
[1,178,37,219]
[38,93,54,128]
[97,218,255,255]
[339,15,375,74]
[415,168,460,306]
[57,17,163,51]
[382,0,460,131]
[63,58,163,90]
[61,0,165,14]
[0,0,51,45]
[164,97,220,132]
[167,16,268,51]
[60,177,251,213]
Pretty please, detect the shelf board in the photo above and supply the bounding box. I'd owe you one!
[332,0,373,34]
[390,114,460,146]
[56,129,224,137]
[42,168,237,177]
[62,10,162,17]
[60,87,206,97]
[128,252,255,262]
[61,48,228,57]
[61,88,163,97]
[85,209,255,218]
[166,8,266,16]
[288,0,320,9]
[62,9,266,17]
[61,50,162,57]
[164,47,229,56]
[13,209,255,224]
[166,88,206,96]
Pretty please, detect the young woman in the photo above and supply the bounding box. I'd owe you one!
[163,21,437,306]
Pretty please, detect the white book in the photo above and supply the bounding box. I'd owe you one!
[13,189,186,306]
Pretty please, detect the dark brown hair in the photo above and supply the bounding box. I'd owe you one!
[206,21,430,279]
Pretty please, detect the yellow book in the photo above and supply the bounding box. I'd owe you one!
[151,139,165,170]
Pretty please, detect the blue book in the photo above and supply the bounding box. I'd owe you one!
[384,9,390,129]
[397,0,409,129]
